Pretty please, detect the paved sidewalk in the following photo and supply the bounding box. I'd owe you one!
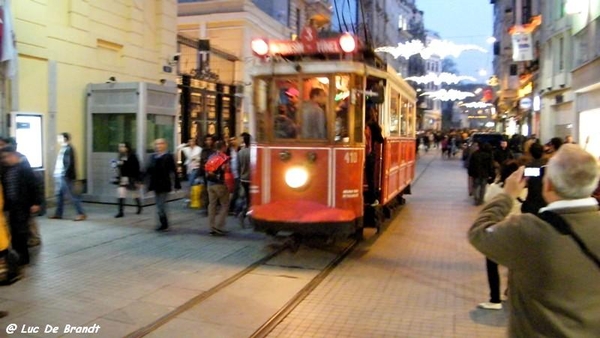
[269,151,509,338]
[0,201,270,337]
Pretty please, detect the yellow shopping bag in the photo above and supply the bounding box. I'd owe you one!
[190,184,203,209]
[0,185,10,251]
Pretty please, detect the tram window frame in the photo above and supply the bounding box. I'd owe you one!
[298,75,331,142]
[334,74,352,143]
[389,90,400,136]
[272,77,302,141]
[352,75,364,144]
[254,78,270,143]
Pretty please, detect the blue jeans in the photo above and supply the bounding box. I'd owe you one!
[155,192,168,220]
[55,177,85,217]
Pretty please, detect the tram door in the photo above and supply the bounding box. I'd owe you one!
[365,77,386,201]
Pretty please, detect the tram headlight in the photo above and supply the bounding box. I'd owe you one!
[285,167,309,189]
[252,38,269,56]
[339,33,356,53]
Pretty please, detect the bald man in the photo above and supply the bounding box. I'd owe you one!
[469,144,600,337]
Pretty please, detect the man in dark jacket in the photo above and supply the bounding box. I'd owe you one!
[146,138,181,232]
[521,143,547,214]
[49,132,86,221]
[468,143,495,205]
[1,146,41,266]
[197,135,215,215]
[365,108,384,205]
[493,140,514,166]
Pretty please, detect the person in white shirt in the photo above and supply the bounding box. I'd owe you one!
[177,138,202,200]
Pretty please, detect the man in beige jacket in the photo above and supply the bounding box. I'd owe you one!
[469,144,600,337]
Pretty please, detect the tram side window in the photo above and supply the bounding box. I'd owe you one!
[389,92,400,136]
[401,100,410,137]
[255,79,269,142]
[353,75,364,143]
[299,77,328,140]
[274,79,300,139]
[334,75,351,142]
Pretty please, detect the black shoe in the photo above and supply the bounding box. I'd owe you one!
[210,228,228,236]
[0,311,7,318]
[114,212,124,218]
[155,226,169,232]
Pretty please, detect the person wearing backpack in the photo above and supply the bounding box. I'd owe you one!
[205,141,230,236]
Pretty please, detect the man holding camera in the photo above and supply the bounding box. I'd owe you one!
[468,144,600,337]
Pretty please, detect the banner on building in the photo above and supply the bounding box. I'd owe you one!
[1,0,17,79]
[512,31,533,62]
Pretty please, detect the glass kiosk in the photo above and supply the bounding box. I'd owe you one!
[85,82,180,204]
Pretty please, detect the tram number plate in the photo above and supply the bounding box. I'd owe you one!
[344,152,359,164]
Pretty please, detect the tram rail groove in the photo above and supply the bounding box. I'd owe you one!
[249,239,358,338]
[123,244,286,338]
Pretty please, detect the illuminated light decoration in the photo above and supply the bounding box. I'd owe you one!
[461,102,492,109]
[335,91,350,101]
[421,89,475,101]
[508,15,542,35]
[478,69,488,77]
[339,33,356,53]
[317,77,329,84]
[251,38,269,56]
[486,37,497,44]
[565,0,586,15]
[404,72,477,85]
[375,39,487,60]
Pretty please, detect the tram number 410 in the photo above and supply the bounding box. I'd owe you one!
[344,152,359,164]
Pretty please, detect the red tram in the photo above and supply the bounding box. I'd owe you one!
[247,31,417,238]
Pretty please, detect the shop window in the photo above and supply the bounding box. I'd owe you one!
[93,114,136,153]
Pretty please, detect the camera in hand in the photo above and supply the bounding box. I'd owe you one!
[524,167,542,177]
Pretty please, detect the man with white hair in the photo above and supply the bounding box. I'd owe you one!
[469,144,600,337]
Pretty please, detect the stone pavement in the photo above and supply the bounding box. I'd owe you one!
[0,200,271,338]
[268,150,509,338]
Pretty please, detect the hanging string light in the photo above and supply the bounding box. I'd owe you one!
[404,72,477,85]
[460,102,493,108]
[375,39,487,59]
[421,89,475,101]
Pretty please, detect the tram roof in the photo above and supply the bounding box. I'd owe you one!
[251,60,416,100]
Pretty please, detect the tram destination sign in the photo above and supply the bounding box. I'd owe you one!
[252,33,357,57]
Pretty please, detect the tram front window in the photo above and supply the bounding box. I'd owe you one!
[274,80,300,139]
[300,87,328,139]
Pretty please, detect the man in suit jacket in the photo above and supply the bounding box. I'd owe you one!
[469,144,600,337]
[49,132,86,221]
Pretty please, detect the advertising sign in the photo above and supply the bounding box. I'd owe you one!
[512,31,533,61]
[12,113,43,168]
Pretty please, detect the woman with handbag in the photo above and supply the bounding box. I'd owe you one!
[114,142,142,218]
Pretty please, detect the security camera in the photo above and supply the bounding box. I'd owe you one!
[168,53,181,65]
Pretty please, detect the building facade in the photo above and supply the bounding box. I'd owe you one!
[569,0,600,158]
[177,0,330,135]
[4,0,178,197]
[421,30,442,130]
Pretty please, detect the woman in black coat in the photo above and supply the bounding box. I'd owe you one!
[114,142,142,217]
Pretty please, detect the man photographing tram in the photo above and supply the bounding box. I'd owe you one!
[301,88,327,139]
[469,144,600,337]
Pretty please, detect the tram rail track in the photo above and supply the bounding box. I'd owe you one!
[124,237,358,338]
